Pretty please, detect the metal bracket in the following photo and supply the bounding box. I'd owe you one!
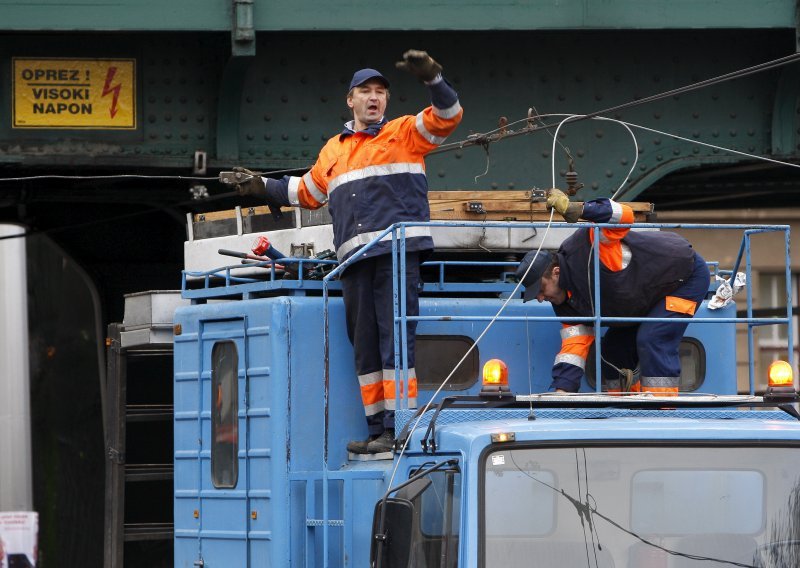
[290,242,315,258]
[529,188,547,202]
[231,0,255,55]
[219,170,254,185]
[189,185,208,200]
[107,447,125,465]
[193,150,207,175]
[465,201,487,214]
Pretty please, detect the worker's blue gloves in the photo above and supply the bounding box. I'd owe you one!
[546,188,583,223]
[396,50,442,82]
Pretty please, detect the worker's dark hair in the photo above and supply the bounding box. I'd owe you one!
[542,255,559,280]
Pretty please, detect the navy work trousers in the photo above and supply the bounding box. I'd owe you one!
[601,252,710,390]
[340,252,421,435]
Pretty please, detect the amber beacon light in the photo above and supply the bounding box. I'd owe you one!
[481,359,511,396]
[768,360,793,387]
[765,360,798,402]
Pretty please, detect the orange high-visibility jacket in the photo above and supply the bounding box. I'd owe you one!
[268,78,463,263]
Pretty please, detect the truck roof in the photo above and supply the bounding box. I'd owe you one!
[397,398,800,454]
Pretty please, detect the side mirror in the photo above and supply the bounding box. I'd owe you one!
[370,477,431,568]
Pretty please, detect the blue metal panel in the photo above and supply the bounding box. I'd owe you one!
[200,318,250,566]
[174,297,396,567]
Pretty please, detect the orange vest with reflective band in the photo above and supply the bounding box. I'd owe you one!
[283,95,462,263]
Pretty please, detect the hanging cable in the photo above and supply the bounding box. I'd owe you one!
[0,165,312,184]
[609,119,800,200]
[430,51,800,156]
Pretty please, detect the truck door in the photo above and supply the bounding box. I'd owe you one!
[196,317,251,567]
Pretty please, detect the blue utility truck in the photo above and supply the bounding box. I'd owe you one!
[168,213,800,568]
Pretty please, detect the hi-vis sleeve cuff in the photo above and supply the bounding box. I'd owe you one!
[581,198,634,224]
[554,353,586,369]
[558,324,595,362]
[286,176,301,205]
[284,166,329,210]
[609,200,624,223]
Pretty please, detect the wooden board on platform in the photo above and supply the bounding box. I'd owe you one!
[193,192,654,223]
[428,191,653,222]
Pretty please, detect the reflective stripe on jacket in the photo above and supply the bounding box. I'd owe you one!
[554,198,696,321]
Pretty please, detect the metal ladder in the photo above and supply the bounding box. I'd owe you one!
[103,323,174,567]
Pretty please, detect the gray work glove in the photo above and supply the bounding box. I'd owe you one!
[546,188,584,223]
[395,50,442,82]
[232,167,268,199]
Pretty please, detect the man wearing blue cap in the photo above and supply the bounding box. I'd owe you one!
[237,50,463,454]
[516,190,709,395]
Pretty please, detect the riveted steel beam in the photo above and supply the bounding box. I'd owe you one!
[771,66,800,156]
[216,0,256,161]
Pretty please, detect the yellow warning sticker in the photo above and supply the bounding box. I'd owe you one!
[13,58,136,129]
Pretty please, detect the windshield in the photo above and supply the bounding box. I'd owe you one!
[482,445,800,568]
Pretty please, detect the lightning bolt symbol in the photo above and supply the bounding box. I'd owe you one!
[101,67,122,119]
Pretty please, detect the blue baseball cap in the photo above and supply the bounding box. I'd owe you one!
[349,68,390,91]
[515,250,553,302]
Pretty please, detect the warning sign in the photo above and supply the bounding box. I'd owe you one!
[12,58,136,129]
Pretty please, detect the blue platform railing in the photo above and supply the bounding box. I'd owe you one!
[321,220,792,406]
[328,219,791,568]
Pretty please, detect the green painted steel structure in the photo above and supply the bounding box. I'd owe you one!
[1,27,797,200]
[0,0,795,31]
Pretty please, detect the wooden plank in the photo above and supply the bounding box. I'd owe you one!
[428,190,535,201]
[429,209,651,222]
[194,198,653,222]
[195,206,295,222]
[429,192,653,212]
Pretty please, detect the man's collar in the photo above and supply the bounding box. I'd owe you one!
[340,117,387,139]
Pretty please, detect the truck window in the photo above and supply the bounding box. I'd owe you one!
[416,335,478,390]
[211,341,238,488]
[631,470,764,534]
[586,338,705,391]
[413,467,461,567]
[481,445,800,568]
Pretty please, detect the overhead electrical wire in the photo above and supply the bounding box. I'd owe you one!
[383,52,800,486]
[430,51,800,155]
[0,166,311,183]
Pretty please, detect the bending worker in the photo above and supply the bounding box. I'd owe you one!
[236,51,463,454]
[516,189,710,395]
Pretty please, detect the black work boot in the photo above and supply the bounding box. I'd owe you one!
[366,430,395,454]
[347,434,379,454]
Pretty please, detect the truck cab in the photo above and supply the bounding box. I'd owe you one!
[171,208,800,567]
